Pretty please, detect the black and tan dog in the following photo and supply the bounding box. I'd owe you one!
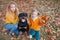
[17,12,29,40]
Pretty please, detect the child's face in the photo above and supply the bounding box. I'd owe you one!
[10,4,16,12]
[32,11,38,17]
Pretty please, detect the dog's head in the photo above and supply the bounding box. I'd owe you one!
[18,12,28,22]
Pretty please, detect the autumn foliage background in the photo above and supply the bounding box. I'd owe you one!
[0,0,60,40]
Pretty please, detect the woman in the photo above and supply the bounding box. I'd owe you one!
[3,1,19,38]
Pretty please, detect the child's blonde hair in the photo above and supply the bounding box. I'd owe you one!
[6,1,19,15]
[30,8,39,17]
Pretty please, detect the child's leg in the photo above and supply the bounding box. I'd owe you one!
[11,33,17,40]
[9,24,17,35]
[9,24,18,40]
[3,24,14,35]
[29,29,35,40]
[4,24,13,30]
[15,30,21,40]
[35,31,40,40]
[14,29,19,35]
[2,24,12,35]
[2,24,10,33]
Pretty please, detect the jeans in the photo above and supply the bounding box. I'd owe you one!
[4,24,19,35]
[30,29,40,40]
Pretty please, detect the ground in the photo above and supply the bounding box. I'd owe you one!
[0,0,60,40]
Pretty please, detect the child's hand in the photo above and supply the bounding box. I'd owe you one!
[42,16,48,21]
[41,19,45,23]
[42,16,49,24]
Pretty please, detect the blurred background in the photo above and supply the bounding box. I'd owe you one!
[0,0,60,40]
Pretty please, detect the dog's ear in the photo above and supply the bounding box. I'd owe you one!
[18,13,23,18]
[23,13,27,17]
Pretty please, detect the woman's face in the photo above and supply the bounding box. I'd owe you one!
[10,4,16,12]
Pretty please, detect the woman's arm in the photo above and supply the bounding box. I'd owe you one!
[6,12,15,24]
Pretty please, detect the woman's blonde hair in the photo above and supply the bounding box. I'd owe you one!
[6,1,19,15]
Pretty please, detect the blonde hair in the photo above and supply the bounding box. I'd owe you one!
[30,8,39,17]
[6,1,19,15]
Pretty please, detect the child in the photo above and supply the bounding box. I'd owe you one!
[2,1,19,39]
[17,12,29,40]
[29,9,47,40]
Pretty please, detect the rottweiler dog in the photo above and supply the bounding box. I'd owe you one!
[18,12,29,36]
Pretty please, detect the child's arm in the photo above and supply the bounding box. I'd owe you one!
[28,18,31,27]
[39,16,47,27]
[6,12,18,24]
[39,19,45,26]
[6,13,14,23]
[42,15,48,23]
